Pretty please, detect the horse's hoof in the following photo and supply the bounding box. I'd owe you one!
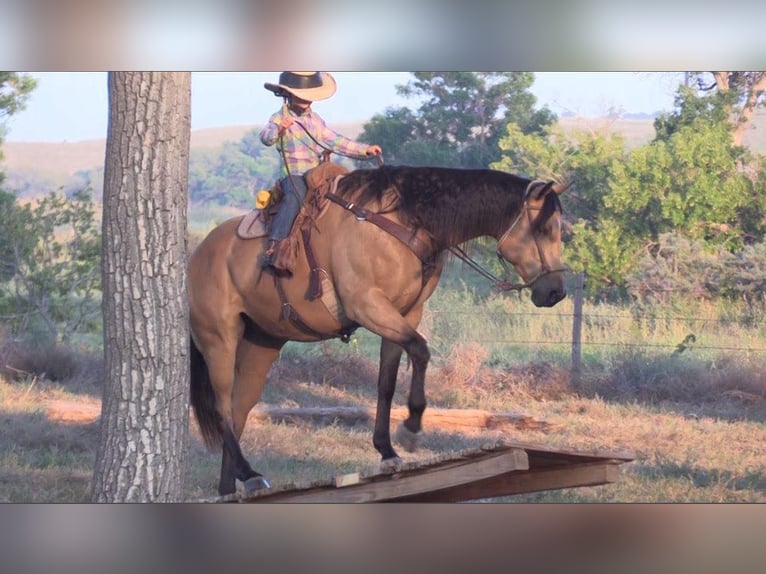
[244,475,272,493]
[394,423,420,452]
[380,456,404,473]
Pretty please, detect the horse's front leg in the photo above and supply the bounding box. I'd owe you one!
[393,328,429,454]
[375,331,430,471]
[373,321,430,469]
[346,291,431,470]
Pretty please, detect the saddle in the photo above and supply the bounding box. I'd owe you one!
[237,162,349,270]
[237,162,347,240]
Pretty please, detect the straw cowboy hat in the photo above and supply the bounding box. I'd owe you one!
[264,71,337,102]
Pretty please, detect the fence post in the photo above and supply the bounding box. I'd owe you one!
[571,272,584,385]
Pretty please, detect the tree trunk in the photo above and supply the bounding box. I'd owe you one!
[711,71,766,147]
[732,73,766,147]
[91,72,191,502]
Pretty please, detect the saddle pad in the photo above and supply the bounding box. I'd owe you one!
[319,271,348,324]
[237,209,268,239]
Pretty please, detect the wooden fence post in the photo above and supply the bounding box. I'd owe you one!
[571,272,584,385]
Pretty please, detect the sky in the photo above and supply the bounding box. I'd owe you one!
[2,72,685,143]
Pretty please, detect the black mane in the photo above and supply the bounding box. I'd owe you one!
[336,165,535,248]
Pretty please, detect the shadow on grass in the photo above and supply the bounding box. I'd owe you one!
[575,352,766,425]
[631,459,766,495]
[261,352,419,409]
[0,410,98,502]
[576,379,766,425]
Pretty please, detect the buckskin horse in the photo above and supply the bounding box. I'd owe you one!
[189,164,568,495]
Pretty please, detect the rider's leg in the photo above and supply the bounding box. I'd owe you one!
[264,174,307,263]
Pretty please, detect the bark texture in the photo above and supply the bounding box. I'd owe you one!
[92,72,191,502]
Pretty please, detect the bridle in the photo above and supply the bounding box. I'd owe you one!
[448,182,567,292]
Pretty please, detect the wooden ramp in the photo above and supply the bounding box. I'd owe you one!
[197,440,634,503]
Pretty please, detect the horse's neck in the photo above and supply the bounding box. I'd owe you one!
[441,178,524,247]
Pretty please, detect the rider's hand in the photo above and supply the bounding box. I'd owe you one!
[278,115,294,133]
[366,145,382,156]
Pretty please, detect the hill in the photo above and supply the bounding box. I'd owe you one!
[0,122,364,177]
[2,113,764,180]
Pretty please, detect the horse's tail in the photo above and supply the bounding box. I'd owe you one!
[189,337,223,451]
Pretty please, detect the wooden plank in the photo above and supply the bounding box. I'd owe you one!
[395,461,622,502]
[499,440,635,462]
[246,448,530,503]
[334,472,361,487]
[193,442,635,504]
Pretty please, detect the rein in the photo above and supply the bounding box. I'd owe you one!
[292,117,384,165]
[278,106,383,180]
[448,183,566,293]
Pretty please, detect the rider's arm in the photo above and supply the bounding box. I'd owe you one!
[259,110,285,146]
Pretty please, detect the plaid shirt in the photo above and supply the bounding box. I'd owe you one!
[260,106,369,177]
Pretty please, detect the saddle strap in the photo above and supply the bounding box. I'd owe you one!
[325,192,434,264]
[301,225,323,300]
[273,273,327,339]
[272,272,357,342]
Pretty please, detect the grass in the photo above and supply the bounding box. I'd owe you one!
[1,287,765,503]
[180,349,766,502]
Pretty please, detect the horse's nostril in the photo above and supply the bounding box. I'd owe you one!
[545,289,566,307]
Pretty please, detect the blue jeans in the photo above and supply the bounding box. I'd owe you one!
[269,175,307,241]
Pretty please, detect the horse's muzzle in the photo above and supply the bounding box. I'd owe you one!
[531,285,567,307]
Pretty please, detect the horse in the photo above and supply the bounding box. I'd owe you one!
[188,164,568,496]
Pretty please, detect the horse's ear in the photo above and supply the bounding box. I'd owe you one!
[551,181,571,195]
[529,181,553,200]
[528,180,570,200]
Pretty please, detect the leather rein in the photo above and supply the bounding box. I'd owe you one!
[448,182,567,293]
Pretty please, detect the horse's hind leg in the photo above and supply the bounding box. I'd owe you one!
[230,337,283,493]
[200,341,256,496]
[196,329,269,496]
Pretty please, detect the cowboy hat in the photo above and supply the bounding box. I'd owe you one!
[264,71,337,102]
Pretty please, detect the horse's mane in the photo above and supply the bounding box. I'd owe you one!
[335,165,538,247]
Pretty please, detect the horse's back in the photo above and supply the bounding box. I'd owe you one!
[189,216,262,320]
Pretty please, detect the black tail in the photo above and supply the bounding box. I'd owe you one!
[189,337,223,451]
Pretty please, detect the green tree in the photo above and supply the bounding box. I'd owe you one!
[680,72,766,146]
[494,89,765,292]
[611,122,754,246]
[653,84,732,142]
[0,188,101,344]
[1,72,37,184]
[0,72,36,122]
[188,130,281,207]
[493,121,631,289]
[358,72,555,168]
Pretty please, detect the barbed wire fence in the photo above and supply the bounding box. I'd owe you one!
[412,272,766,374]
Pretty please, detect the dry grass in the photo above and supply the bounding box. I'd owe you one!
[1,327,765,502]
[183,345,766,502]
[185,347,766,502]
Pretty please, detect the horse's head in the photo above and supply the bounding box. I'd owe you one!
[497,181,568,307]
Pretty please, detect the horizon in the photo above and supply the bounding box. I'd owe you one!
[3,72,683,144]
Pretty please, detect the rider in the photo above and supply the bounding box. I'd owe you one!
[260,71,382,268]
